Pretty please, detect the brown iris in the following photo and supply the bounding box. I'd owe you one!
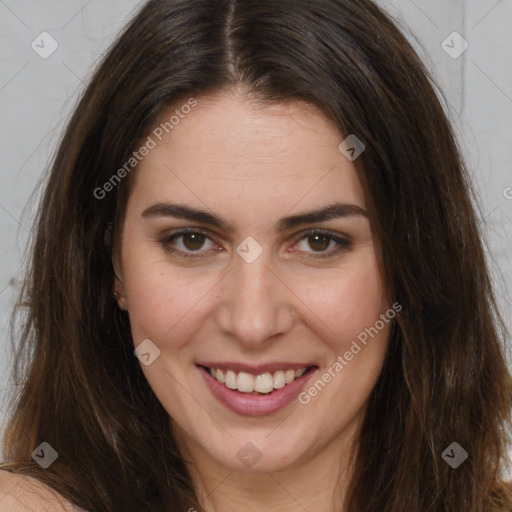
[182,232,206,251]
[307,233,330,252]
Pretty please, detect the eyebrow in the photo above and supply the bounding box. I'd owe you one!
[141,201,368,232]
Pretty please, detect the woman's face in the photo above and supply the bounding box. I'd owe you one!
[115,89,392,473]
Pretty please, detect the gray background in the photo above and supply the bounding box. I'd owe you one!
[0,0,511,464]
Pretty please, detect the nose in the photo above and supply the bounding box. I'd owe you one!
[215,249,294,348]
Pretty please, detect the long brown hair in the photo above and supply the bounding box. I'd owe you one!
[2,0,511,510]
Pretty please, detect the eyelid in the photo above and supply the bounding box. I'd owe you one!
[159,228,220,257]
[159,227,352,259]
[288,228,352,258]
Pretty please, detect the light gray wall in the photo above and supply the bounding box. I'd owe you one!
[1,0,511,463]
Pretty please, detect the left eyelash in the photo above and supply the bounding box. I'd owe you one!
[294,229,352,258]
[159,228,215,259]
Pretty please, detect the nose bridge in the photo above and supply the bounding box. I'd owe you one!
[216,247,293,346]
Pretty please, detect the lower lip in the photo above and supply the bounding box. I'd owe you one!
[199,366,316,416]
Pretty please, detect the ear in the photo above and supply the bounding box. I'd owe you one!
[112,250,128,311]
[113,278,128,311]
[109,222,128,311]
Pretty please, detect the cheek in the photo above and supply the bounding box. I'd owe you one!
[121,248,220,347]
[298,251,388,349]
[293,256,391,424]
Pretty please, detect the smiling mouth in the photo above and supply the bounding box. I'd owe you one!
[201,366,315,394]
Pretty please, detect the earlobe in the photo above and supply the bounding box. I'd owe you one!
[113,286,128,310]
[109,219,127,310]
[112,257,128,310]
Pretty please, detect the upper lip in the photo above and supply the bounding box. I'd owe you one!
[197,362,316,374]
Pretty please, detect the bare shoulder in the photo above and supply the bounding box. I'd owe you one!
[0,469,83,511]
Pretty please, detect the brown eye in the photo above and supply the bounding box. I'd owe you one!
[160,230,217,258]
[307,233,331,252]
[182,232,206,251]
[293,230,352,259]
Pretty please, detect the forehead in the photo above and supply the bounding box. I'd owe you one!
[129,90,366,217]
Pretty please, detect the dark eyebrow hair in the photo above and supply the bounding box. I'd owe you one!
[141,202,368,232]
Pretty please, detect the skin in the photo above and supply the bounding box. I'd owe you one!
[0,470,84,511]
[114,88,392,512]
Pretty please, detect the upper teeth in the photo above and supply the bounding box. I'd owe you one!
[209,367,307,394]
